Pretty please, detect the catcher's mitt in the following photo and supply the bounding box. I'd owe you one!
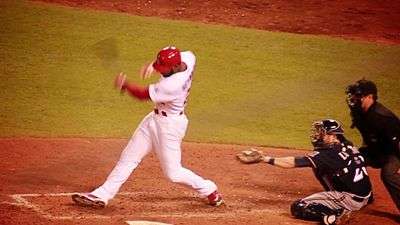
[236,148,264,164]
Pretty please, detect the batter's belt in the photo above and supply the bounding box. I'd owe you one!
[154,108,183,117]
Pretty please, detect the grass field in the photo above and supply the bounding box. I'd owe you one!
[1,1,399,149]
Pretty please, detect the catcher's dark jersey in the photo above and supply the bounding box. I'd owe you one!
[306,143,372,197]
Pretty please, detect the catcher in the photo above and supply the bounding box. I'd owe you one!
[237,119,372,225]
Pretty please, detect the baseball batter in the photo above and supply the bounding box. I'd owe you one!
[72,46,223,208]
[237,119,372,225]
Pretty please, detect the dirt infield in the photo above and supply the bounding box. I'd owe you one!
[0,138,398,225]
[35,0,400,45]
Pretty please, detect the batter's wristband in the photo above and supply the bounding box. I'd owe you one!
[266,158,275,165]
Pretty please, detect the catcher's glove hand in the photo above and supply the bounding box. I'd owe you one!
[236,148,265,164]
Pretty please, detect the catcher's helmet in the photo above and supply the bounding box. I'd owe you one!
[152,46,181,75]
[345,79,378,109]
[311,119,344,148]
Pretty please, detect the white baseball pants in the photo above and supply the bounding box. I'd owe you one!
[91,111,217,201]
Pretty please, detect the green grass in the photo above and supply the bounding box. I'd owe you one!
[1,1,399,149]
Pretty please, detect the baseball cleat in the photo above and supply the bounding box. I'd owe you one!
[72,193,107,209]
[207,190,224,206]
[322,214,337,225]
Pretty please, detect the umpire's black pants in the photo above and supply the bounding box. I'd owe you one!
[381,154,400,212]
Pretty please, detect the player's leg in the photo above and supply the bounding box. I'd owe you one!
[291,198,339,223]
[290,191,365,225]
[73,114,153,207]
[381,154,400,211]
[90,128,152,201]
[152,115,220,203]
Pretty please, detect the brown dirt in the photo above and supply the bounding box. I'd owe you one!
[34,0,400,45]
[0,138,398,225]
[2,1,399,224]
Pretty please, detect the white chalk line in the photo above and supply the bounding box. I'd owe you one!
[1,192,285,220]
[1,192,147,220]
[7,191,147,197]
[126,221,172,225]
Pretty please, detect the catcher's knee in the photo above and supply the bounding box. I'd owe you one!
[291,200,308,218]
[290,200,340,222]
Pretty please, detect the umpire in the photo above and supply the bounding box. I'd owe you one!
[346,79,400,211]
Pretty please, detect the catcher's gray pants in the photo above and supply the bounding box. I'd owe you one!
[301,191,370,216]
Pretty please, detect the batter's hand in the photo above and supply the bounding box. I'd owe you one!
[139,61,155,79]
[115,72,127,92]
[236,148,265,164]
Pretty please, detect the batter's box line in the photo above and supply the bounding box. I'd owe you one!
[1,192,286,220]
[1,192,150,220]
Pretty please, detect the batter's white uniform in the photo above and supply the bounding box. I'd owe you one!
[91,51,217,202]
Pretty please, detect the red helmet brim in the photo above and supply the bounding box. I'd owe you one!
[153,61,171,74]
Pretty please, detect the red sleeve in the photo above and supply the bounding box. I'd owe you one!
[124,83,150,101]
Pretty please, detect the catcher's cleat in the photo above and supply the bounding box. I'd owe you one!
[72,193,107,209]
[207,190,224,206]
[322,214,337,225]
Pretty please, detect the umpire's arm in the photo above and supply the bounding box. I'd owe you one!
[263,156,311,168]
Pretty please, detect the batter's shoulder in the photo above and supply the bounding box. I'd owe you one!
[181,51,196,60]
[181,51,196,69]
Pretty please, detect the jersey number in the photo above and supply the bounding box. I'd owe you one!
[338,151,350,160]
[353,167,368,182]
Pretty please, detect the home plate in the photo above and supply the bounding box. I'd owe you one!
[126,221,172,225]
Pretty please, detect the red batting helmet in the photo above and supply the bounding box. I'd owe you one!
[152,46,181,74]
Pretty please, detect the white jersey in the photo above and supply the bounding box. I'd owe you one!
[149,51,195,114]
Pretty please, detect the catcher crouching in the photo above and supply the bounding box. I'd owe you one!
[237,119,372,225]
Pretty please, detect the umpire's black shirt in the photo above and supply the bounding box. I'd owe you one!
[352,102,400,168]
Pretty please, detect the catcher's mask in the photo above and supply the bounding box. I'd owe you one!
[311,119,344,149]
[152,46,181,76]
[345,79,377,110]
